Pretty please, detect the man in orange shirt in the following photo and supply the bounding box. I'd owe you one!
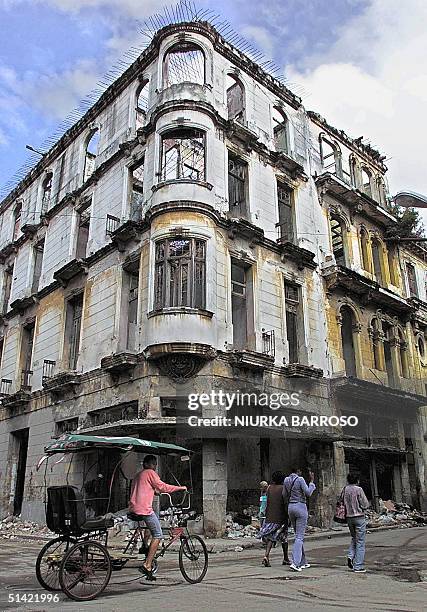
[129,454,186,579]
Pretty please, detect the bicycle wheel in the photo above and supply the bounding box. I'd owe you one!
[36,537,75,591]
[178,535,208,584]
[59,540,112,601]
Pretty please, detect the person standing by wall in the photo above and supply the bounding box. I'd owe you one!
[257,472,290,567]
[344,473,370,573]
[283,467,316,572]
[259,481,268,525]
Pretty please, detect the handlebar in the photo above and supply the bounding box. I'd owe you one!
[160,490,191,511]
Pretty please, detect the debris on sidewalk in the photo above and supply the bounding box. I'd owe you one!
[366,499,427,528]
[0,515,54,540]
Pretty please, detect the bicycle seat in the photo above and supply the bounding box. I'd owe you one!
[127,512,145,522]
[81,515,114,531]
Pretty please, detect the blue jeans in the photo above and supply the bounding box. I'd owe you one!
[142,512,163,539]
[347,516,366,570]
[288,502,308,567]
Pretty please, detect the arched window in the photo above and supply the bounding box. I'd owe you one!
[340,306,358,376]
[320,135,341,177]
[135,80,149,129]
[371,318,382,370]
[359,226,371,272]
[330,214,348,266]
[226,74,245,123]
[161,128,206,182]
[13,202,22,241]
[376,176,387,206]
[387,245,399,286]
[397,328,408,378]
[382,322,394,385]
[163,43,205,88]
[361,167,372,198]
[272,106,289,154]
[84,129,100,182]
[350,156,359,188]
[371,237,384,285]
[41,172,53,211]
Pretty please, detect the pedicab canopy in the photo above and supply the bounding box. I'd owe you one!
[44,433,191,456]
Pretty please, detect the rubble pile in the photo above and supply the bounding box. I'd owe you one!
[225,513,259,539]
[366,500,427,529]
[0,515,54,540]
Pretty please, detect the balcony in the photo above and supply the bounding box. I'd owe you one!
[54,258,88,287]
[21,210,42,237]
[262,330,276,358]
[282,363,323,378]
[145,342,216,383]
[1,370,32,409]
[229,349,274,372]
[0,378,12,398]
[278,240,317,270]
[109,219,145,253]
[106,214,120,236]
[43,370,82,396]
[100,352,139,379]
[42,359,56,385]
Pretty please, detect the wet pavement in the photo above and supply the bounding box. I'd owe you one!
[0,526,425,611]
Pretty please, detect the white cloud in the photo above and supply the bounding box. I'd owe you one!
[286,0,427,222]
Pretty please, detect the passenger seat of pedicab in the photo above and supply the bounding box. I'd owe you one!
[47,485,114,535]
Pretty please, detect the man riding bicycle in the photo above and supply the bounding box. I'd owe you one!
[129,454,187,580]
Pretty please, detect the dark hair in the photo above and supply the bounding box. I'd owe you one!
[143,454,157,467]
[347,473,359,485]
[290,466,301,475]
[271,471,285,485]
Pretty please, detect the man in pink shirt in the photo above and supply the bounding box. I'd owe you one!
[129,454,186,579]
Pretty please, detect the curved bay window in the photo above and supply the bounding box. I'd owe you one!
[154,237,206,310]
[163,43,205,88]
[161,128,205,182]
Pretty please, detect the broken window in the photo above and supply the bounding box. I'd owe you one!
[387,246,399,286]
[136,80,149,129]
[320,136,341,177]
[154,237,206,310]
[163,43,205,87]
[31,240,44,294]
[361,167,372,198]
[41,173,53,211]
[231,261,252,350]
[13,202,22,241]
[397,328,408,378]
[370,318,382,370]
[65,293,83,370]
[228,154,248,218]
[284,282,301,364]
[359,227,370,272]
[371,238,384,285]
[84,129,100,182]
[226,74,245,122]
[382,322,394,385]
[55,418,78,437]
[20,322,35,389]
[130,158,144,221]
[127,270,139,351]
[75,202,91,260]
[161,128,205,182]
[277,182,294,243]
[0,336,3,370]
[340,306,357,377]
[406,262,418,297]
[272,106,289,154]
[330,214,347,266]
[2,264,13,314]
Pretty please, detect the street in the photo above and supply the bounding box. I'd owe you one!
[0,527,426,612]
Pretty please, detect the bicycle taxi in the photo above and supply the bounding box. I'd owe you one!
[35,433,208,601]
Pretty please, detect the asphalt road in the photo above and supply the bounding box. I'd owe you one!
[0,526,425,612]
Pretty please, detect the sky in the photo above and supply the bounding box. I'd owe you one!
[0,0,426,220]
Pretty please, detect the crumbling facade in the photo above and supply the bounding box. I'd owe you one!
[0,21,425,535]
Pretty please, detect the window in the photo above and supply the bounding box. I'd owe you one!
[371,318,382,370]
[163,43,205,87]
[127,270,139,350]
[272,106,289,154]
[387,246,399,286]
[359,227,370,272]
[320,136,341,177]
[84,129,99,182]
[65,294,83,370]
[31,240,44,294]
[89,402,138,427]
[231,261,252,350]
[161,398,177,417]
[20,322,35,389]
[2,264,13,314]
[75,203,91,259]
[13,203,22,241]
[136,81,149,129]
[154,237,206,310]
[41,173,53,211]
[382,322,394,386]
[130,159,144,221]
[277,183,294,243]
[228,154,248,218]
[55,418,78,437]
[397,328,408,378]
[361,167,372,198]
[371,238,384,285]
[330,214,347,266]
[406,262,418,297]
[284,282,300,364]
[417,334,425,360]
[350,156,359,188]
[0,336,4,370]
[226,74,245,122]
[340,306,357,376]
[161,128,205,182]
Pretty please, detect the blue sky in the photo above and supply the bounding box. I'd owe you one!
[1,0,426,211]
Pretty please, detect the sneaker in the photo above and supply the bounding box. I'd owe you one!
[300,563,311,569]
[347,558,354,569]
[289,564,302,572]
[353,568,366,573]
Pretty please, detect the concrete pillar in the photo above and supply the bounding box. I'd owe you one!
[202,438,227,537]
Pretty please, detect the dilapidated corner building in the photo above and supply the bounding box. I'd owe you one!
[0,20,425,535]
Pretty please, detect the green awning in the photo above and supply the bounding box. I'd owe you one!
[44,433,190,456]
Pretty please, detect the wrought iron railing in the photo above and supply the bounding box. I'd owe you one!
[0,378,12,396]
[20,369,33,391]
[106,214,120,236]
[42,359,56,385]
[262,329,276,357]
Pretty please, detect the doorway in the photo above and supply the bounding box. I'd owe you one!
[10,429,29,516]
